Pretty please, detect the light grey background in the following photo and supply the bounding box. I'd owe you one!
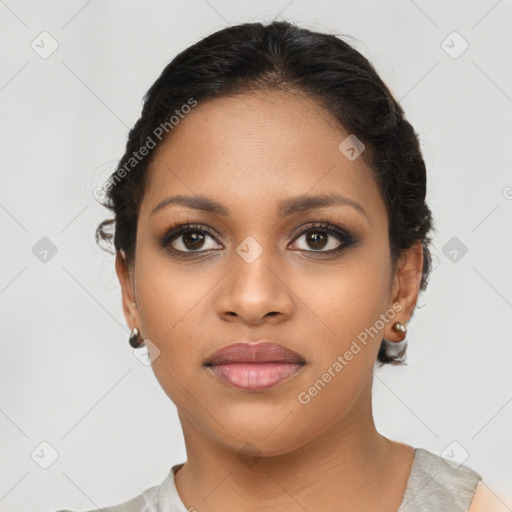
[1,0,511,510]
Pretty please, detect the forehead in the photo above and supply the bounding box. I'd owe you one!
[140,90,383,223]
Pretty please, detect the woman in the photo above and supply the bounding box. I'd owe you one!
[60,20,502,512]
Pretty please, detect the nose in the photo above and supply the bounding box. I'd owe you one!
[215,250,294,325]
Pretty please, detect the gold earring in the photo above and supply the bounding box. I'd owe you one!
[129,327,143,348]
[391,321,407,342]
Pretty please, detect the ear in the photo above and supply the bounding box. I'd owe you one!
[385,241,424,342]
[115,249,139,331]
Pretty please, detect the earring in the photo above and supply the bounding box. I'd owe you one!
[391,321,407,342]
[129,327,143,348]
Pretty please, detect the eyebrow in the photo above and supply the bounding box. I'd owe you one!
[150,193,370,222]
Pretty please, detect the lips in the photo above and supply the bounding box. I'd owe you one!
[204,341,306,391]
[204,341,306,365]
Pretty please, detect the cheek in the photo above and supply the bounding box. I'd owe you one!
[295,254,392,349]
[285,259,391,427]
[133,248,212,359]
[133,256,208,409]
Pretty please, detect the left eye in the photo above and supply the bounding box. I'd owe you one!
[290,227,347,252]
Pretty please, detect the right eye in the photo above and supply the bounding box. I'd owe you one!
[160,223,223,255]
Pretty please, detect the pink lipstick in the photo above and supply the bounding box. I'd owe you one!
[204,341,306,392]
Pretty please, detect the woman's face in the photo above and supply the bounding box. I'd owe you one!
[117,90,417,456]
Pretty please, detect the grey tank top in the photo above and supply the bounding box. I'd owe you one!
[55,447,482,512]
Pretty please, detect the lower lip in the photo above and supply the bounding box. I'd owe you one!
[206,362,304,391]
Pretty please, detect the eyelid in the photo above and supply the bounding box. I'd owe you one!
[289,217,350,240]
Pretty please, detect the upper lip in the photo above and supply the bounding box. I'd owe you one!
[204,341,306,365]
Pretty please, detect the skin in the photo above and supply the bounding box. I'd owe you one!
[469,481,511,511]
[116,89,426,511]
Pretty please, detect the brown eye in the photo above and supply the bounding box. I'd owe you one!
[180,231,206,251]
[305,231,329,250]
[289,222,356,254]
[170,229,221,252]
[161,224,223,254]
[293,229,341,251]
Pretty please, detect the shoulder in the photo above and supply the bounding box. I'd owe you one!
[53,475,163,512]
[399,447,482,511]
[53,462,187,512]
[468,480,511,512]
[412,447,482,487]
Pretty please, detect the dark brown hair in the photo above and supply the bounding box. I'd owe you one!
[95,20,435,366]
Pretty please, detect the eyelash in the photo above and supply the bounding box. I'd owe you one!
[158,217,357,258]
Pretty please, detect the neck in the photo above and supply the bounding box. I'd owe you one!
[173,384,412,511]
